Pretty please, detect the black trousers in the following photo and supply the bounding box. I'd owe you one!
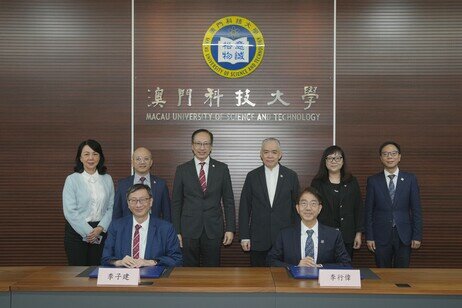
[344,242,354,260]
[250,249,271,267]
[64,221,106,266]
[375,227,411,268]
[182,229,221,267]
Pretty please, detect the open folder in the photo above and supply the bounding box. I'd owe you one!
[288,265,353,279]
[88,266,166,278]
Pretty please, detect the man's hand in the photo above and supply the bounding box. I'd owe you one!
[241,240,251,251]
[223,232,234,245]
[367,240,376,252]
[411,240,421,249]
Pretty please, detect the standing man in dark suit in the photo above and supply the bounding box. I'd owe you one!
[102,184,182,267]
[113,147,171,222]
[365,141,422,268]
[267,187,351,267]
[172,129,235,267]
[239,138,300,266]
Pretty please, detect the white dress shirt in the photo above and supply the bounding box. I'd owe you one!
[194,156,210,182]
[300,220,319,263]
[131,216,150,259]
[384,167,399,188]
[265,164,279,207]
[82,171,105,222]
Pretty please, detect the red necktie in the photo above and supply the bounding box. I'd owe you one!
[199,162,207,193]
[133,224,142,259]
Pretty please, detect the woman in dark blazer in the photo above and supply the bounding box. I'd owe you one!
[311,145,363,259]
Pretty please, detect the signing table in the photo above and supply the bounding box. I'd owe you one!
[7,267,462,308]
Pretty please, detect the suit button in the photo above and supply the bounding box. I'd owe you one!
[340,204,343,208]
[341,217,344,221]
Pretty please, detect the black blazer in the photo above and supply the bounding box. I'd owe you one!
[172,158,235,239]
[311,177,364,243]
[239,164,300,251]
[267,221,351,267]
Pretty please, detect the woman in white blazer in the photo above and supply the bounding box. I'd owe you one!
[63,139,114,265]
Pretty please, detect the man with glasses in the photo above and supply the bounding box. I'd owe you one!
[172,129,235,266]
[102,184,182,267]
[239,138,300,266]
[365,141,422,268]
[113,147,171,222]
[267,187,351,267]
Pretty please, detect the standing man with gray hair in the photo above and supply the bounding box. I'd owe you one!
[239,138,300,266]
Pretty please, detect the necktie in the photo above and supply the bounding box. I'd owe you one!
[199,162,207,193]
[305,229,314,259]
[133,224,142,259]
[388,174,396,202]
[139,177,146,184]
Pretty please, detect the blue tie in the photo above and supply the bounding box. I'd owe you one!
[305,229,314,259]
[388,174,396,202]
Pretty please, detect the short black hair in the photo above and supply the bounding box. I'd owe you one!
[299,187,323,205]
[74,139,107,174]
[191,128,213,145]
[379,141,401,155]
[126,184,152,201]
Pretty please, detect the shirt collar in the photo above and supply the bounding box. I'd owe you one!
[194,156,210,166]
[82,170,99,182]
[301,220,319,236]
[384,167,399,178]
[264,163,280,174]
[134,173,150,184]
[132,214,150,230]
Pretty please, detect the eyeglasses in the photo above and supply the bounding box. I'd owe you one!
[128,197,151,206]
[193,142,212,148]
[299,201,320,208]
[326,156,343,163]
[135,157,151,163]
[381,151,399,158]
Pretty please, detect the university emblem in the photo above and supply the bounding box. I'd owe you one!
[202,16,265,78]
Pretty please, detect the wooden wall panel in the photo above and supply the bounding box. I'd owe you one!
[0,0,131,265]
[336,0,462,267]
[134,0,334,266]
[0,0,461,268]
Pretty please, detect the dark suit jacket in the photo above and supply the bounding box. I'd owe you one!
[101,215,182,267]
[267,221,351,267]
[239,164,300,251]
[172,158,235,239]
[311,177,363,243]
[113,174,171,222]
[365,171,422,245]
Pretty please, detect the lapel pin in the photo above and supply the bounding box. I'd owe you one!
[212,164,215,168]
[344,184,347,187]
[401,177,404,181]
[320,240,324,244]
[280,174,283,178]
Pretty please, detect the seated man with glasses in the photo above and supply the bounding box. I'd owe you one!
[267,187,351,267]
[102,184,182,267]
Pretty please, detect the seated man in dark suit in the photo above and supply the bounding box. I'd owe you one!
[268,187,351,267]
[113,147,171,221]
[102,184,182,267]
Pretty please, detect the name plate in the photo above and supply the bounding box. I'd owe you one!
[97,268,140,286]
[318,269,361,287]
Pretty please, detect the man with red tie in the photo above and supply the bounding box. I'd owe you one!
[172,129,236,266]
[102,184,182,267]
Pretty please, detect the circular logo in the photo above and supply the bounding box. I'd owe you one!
[202,16,265,79]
